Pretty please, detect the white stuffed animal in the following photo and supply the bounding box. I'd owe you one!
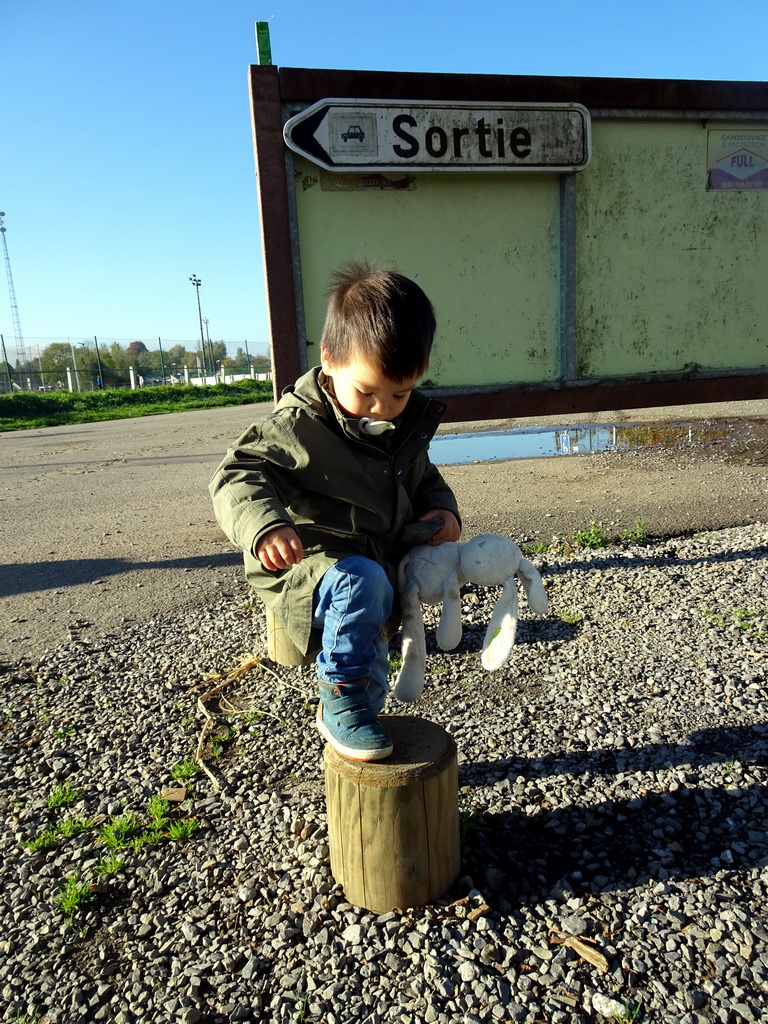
[393,534,548,702]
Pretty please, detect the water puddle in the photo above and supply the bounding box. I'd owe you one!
[430,422,728,466]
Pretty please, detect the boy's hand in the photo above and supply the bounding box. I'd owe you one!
[256,526,304,571]
[420,509,461,545]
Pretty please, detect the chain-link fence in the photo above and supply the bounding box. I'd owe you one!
[0,337,271,394]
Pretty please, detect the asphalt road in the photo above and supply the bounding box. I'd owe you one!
[2,398,767,662]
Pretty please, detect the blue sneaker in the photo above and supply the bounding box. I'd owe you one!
[316,679,393,761]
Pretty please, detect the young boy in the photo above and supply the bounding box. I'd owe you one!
[209,263,461,761]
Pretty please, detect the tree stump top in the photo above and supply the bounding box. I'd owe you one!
[323,715,456,787]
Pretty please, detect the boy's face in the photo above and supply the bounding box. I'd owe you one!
[320,346,417,422]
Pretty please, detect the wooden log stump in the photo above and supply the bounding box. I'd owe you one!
[323,715,460,913]
[265,607,314,667]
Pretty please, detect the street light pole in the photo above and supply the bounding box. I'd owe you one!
[202,316,215,380]
[69,340,81,392]
[189,275,206,377]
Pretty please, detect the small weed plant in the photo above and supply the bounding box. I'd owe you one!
[170,759,199,782]
[56,873,97,921]
[146,795,170,825]
[613,999,644,1023]
[96,797,197,853]
[94,852,125,877]
[571,520,608,549]
[242,711,266,724]
[55,814,96,839]
[23,828,59,853]
[47,780,83,809]
[620,517,648,545]
[704,606,766,637]
[98,811,143,850]
[523,541,549,555]
[167,818,200,842]
[52,723,77,740]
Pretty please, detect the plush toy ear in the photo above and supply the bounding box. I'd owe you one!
[392,572,428,703]
[481,578,520,670]
[516,557,549,616]
[435,570,463,651]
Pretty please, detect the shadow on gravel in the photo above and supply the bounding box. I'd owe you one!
[463,723,768,780]
[0,552,242,597]
[541,541,768,578]
[459,722,768,899]
[461,781,768,901]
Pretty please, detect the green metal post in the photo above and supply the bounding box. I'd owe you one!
[255,22,272,65]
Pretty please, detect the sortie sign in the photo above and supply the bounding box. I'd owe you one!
[283,98,591,173]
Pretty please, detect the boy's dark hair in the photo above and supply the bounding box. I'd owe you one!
[321,262,436,382]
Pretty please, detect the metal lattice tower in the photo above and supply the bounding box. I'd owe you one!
[0,212,27,367]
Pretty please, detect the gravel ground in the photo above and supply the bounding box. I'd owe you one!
[2,520,767,1024]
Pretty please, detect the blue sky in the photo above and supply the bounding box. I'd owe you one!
[3,0,767,360]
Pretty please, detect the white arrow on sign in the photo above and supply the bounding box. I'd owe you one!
[283,97,591,173]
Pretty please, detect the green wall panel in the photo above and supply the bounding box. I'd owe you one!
[293,156,561,387]
[576,121,768,378]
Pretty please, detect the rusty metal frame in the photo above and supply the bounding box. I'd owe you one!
[250,66,768,418]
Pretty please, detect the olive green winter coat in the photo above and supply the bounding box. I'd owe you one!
[209,367,460,655]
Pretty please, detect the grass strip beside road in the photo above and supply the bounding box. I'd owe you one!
[0,379,273,431]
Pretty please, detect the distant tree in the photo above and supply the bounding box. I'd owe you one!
[40,342,75,376]
[127,340,149,360]
[98,342,132,387]
[210,340,227,363]
[167,344,186,365]
[105,341,127,367]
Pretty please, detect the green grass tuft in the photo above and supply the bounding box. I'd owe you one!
[98,811,143,849]
[47,780,83,809]
[522,541,549,555]
[170,759,199,782]
[93,852,125,878]
[55,874,97,921]
[166,818,200,842]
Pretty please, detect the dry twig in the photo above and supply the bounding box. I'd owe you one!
[195,655,271,790]
[549,929,609,972]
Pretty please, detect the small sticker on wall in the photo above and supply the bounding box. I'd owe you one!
[707,129,768,190]
[318,171,413,191]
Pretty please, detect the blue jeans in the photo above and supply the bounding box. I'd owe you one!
[312,556,393,705]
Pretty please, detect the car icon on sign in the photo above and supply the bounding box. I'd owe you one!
[341,125,365,143]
